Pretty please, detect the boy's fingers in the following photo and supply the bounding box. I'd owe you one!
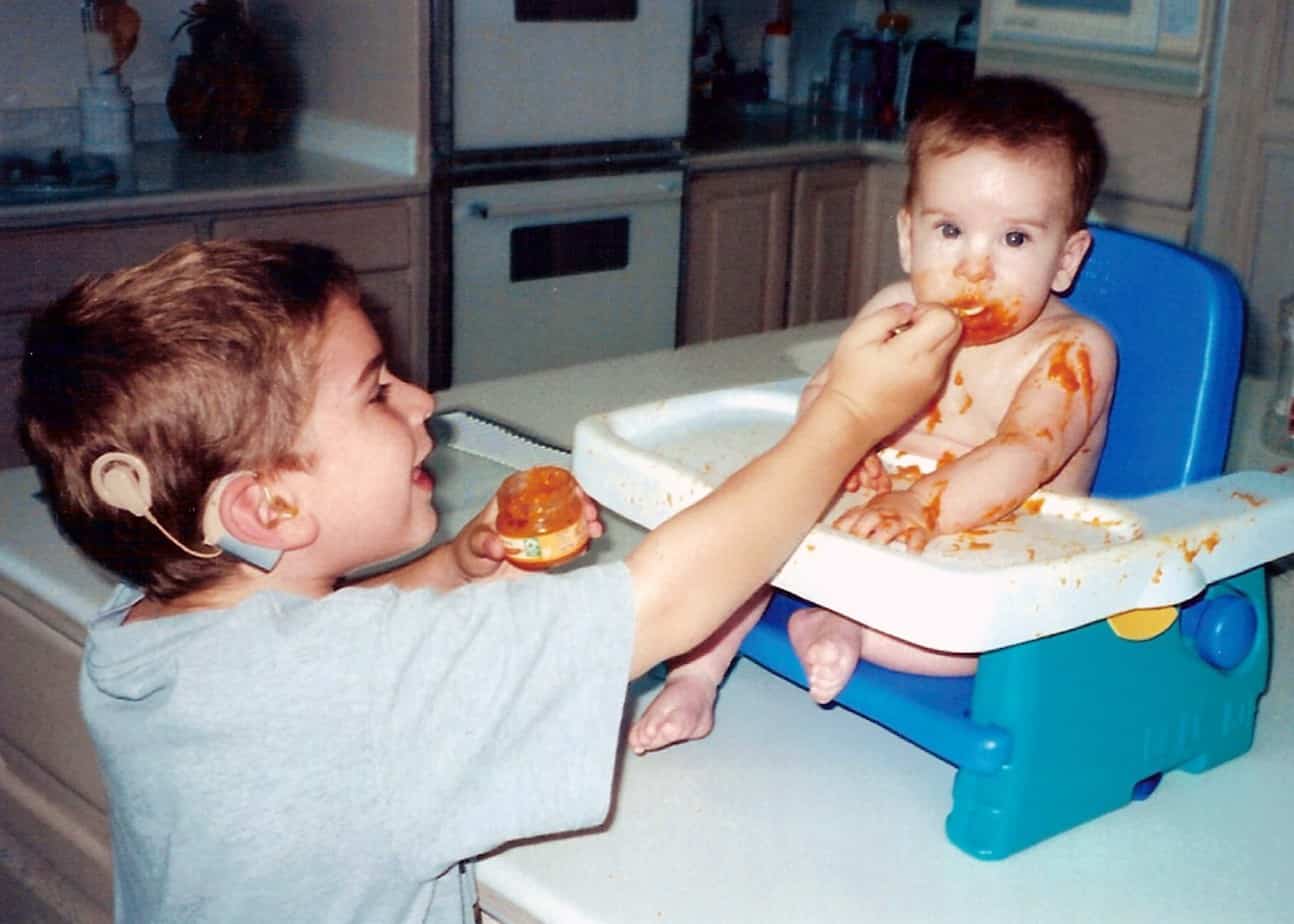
[841,303,916,346]
[899,304,962,351]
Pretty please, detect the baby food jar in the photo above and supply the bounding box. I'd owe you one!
[495,465,590,570]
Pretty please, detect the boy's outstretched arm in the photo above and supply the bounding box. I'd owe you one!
[624,304,961,679]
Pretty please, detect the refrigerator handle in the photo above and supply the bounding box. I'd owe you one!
[453,182,683,224]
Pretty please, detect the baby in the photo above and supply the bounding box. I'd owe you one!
[630,74,1116,753]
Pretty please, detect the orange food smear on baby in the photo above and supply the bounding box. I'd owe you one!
[922,481,948,530]
[1231,491,1265,507]
[937,451,957,467]
[924,403,942,432]
[1047,340,1095,410]
[960,392,973,413]
[1021,497,1045,515]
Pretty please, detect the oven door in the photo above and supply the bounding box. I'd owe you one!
[451,170,682,384]
[450,0,691,151]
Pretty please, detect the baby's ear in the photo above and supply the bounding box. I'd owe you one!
[218,474,317,554]
[895,207,913,275]
[1051,228,1092,293]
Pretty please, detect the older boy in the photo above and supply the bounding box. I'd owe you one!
[19,239,959,922]
[630,75,1115,754]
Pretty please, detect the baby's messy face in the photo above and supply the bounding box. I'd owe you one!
[897,145,1089,346]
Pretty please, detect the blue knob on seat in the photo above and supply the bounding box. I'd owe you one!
[1180,594,1257,671]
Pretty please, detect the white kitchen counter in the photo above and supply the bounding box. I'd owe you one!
[435,324,1294,924]
[0,141,424,231]
[1,322,1289,922]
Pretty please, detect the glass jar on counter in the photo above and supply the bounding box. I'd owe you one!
[1263,293,1294,454]
[495,466,590,570]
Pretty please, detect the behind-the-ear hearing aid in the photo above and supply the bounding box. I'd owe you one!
[89,452,284,572]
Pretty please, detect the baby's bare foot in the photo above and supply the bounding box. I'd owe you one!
[629,673,718,755]
[787,607,865,704]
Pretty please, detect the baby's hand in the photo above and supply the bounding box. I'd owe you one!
[832,489,932,552]
[844,452,891,494]
[824,303,960,436]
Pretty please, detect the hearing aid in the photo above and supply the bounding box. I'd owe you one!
[89,452,286,572]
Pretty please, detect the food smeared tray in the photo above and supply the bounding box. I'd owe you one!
[572,378,1294,652]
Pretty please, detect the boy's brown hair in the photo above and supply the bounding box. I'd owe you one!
[905,75,1107,232]
[20,239,359,599]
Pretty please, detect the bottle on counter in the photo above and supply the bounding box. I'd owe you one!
[762,15,793,103]
[1263,293,1294,455]
[495,466,591,571]
[828,25,859,113]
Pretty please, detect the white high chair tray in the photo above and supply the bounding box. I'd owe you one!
[572,378,1294,653]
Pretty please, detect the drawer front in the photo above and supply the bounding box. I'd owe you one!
[212,201,412,273]
[0,220,198,314]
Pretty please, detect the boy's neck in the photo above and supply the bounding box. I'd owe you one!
[125,566,335,623]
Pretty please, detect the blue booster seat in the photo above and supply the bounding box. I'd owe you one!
[739,225,1262,859]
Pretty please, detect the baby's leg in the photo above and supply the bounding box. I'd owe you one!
[629,588,770,754]
[789,609,977,703]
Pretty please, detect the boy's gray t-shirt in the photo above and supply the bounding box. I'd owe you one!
[81,562,636,923]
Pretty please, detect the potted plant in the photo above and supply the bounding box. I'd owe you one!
[166,0,296,152]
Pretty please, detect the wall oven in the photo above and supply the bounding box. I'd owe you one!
[431,0,692,386]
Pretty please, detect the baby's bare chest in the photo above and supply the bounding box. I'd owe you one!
[893,344,1041,453]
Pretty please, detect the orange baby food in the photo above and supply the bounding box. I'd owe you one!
[946,293,1019,345]
[495,466,590,571]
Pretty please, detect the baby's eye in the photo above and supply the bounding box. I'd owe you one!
[938,222,960,239]
[1004,230,1029,247]
[371,382,392,404]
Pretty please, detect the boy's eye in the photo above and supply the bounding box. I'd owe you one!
[371,382,392,404]
[1004,230,1028,247]
[938,223,960,239]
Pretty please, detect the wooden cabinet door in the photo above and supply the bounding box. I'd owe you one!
[857,160,908,302]
[787,160,868,326]
[680,167,793,345]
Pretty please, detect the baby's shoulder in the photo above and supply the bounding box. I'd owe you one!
[1034,301,1117,356]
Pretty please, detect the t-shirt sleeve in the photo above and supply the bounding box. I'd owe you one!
[349,561,636,876]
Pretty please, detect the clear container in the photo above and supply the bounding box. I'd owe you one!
[495,466,590,570]
[1263,293,1294,454]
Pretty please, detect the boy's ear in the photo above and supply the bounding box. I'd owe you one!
[896,207,913,275]
[217,474,318,555]
[1051,228,1092,293]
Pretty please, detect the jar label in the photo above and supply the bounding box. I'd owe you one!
[500,520,589,566]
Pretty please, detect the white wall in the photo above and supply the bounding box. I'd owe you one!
[0,1,187,110]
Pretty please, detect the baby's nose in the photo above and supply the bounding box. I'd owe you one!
[955,255,993,284]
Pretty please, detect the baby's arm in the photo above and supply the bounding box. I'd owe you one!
[625,304,961,680]
[836,322,1116,547]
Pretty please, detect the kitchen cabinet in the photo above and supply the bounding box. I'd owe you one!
[681,166,794,344]
[682,159,905,345]
[0,195,433,469]
[1199,3,1294,375]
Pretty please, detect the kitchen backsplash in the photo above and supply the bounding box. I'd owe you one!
[698,0,979,104]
